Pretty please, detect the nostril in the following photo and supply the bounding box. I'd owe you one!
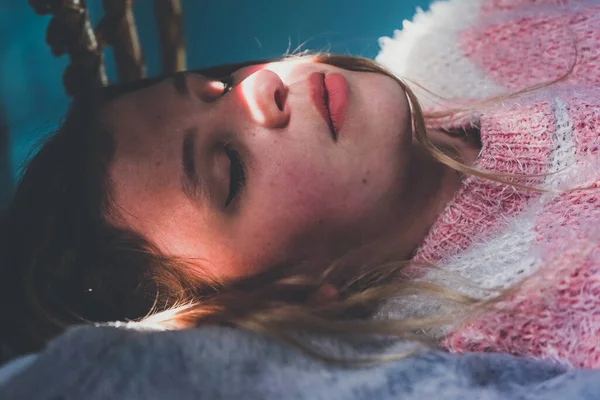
[274,90,284,111]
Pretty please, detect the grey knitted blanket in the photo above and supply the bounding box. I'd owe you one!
[1,325,600,399]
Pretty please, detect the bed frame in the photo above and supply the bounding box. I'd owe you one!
[27,0,187,96]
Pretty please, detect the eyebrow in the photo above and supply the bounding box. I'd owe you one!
[181,128,201,204]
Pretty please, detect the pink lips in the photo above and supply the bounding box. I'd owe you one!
[309,72,349,139]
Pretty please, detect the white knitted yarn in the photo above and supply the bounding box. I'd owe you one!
[376,0,505,108]
[544,97,578,189]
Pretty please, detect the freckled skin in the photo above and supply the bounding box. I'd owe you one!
[104,59,433,280]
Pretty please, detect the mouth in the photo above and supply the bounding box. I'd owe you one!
[309,72,348,140]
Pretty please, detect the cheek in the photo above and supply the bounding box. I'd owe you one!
[248,157,386,237]
[235,167,342,267]
[236,158,399,270]
[257,164,340,225]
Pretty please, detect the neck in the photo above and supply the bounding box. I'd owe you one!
[390,134,478,261]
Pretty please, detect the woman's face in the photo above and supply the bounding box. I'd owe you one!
[104,58,413,280]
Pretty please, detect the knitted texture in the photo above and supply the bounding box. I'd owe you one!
[377,0,600,368]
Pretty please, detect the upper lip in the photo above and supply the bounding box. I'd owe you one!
[308,72,336,140]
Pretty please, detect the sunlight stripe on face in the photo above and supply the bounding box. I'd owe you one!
[208,81,226,91]
[263,57,317,82]
[239,57,317,124]
[240,73,266,124]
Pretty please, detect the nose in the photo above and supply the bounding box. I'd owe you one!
[240,69,290,128]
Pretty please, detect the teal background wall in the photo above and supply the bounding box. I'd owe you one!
[0,0,430,204]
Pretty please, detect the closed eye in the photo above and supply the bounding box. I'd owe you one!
[224,144,246,207]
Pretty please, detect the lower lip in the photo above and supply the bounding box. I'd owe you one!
[324,73,349,136]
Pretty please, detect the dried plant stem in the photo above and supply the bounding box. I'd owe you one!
[154,0,187,73]
[29,0,108,96]
[98,0,146,82]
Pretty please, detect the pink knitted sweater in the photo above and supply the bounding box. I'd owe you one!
[377,0,600,368]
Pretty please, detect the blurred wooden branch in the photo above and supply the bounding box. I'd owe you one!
[28,0,108,96]
[30,0,188,93]
[154,0,187,74]
[98,0,146,82]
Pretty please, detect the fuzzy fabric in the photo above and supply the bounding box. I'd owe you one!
[377,0,600,368]
[1,325,594,400]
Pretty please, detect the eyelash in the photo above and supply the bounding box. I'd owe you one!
[224,144,246,207]
[220,76,234,96]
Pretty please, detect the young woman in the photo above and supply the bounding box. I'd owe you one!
[2,0,599,368]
